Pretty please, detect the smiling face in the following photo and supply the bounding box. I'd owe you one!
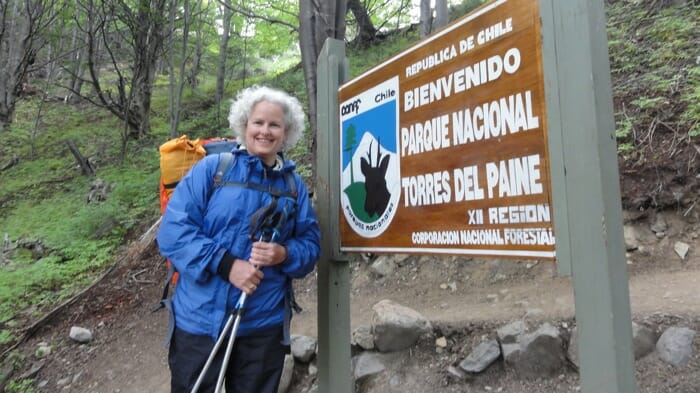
[244,100,287,166]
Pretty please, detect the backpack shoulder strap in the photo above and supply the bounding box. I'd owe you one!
[213,152,235,186]
[283,171,297,199]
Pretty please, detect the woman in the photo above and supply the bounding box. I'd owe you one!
[157,85,321,393]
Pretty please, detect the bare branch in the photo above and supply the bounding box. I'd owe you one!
[217,0,298,31]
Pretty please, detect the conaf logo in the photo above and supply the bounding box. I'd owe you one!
[340,99,400,238]
[340,99,361,116]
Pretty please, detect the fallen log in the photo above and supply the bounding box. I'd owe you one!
[66,139,95,176]
[1,155,18,172]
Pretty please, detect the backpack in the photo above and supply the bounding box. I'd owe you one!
[158,135,239,292]
[158,135,239,214]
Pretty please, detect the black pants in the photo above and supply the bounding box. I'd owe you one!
[169,325,288,393]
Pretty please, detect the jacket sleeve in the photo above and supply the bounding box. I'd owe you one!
[156,155,226,283]
[279,174,321,278]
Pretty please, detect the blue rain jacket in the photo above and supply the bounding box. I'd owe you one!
[156,149,320,340]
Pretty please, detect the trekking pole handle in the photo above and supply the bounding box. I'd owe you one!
[233,232,265,309]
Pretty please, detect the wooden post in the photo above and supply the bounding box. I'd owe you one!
[315,38,352,393]
[540,0,637,391]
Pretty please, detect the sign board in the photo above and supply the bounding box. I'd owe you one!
[338,0,554,259]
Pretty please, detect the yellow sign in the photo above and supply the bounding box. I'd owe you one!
[338,0,554,260]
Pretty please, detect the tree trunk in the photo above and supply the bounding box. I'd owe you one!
[435,0,448,32]
[420,0,432,37]
[347,0,376,45]
[0,0,23,131]
[298,0,319,183]
[0,0,54,132]
[167,0,191,138]
[189,3,204,90]
[298,0,346,186]
[130,0,167,138]
[65,24,87,104]
[216,0,233,122]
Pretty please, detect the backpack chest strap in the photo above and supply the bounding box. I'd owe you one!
[212,152,297,199]
[216,180,296,199]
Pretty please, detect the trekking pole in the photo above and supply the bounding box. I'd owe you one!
[190,268,258,393]
[213,232,277,393]
[189,312,236,393]
[213,293,248,393]
[190,243,262,393]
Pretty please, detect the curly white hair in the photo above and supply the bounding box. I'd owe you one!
[228,85,306,152]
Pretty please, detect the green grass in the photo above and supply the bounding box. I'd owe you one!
[0,101,163,330]
[607,1,699,147]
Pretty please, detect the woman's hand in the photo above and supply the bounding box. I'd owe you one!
[229,259,263,295]
[249,241,287,267]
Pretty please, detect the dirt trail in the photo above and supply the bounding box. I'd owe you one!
[22,247,698,393]
[293,265,700,336]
